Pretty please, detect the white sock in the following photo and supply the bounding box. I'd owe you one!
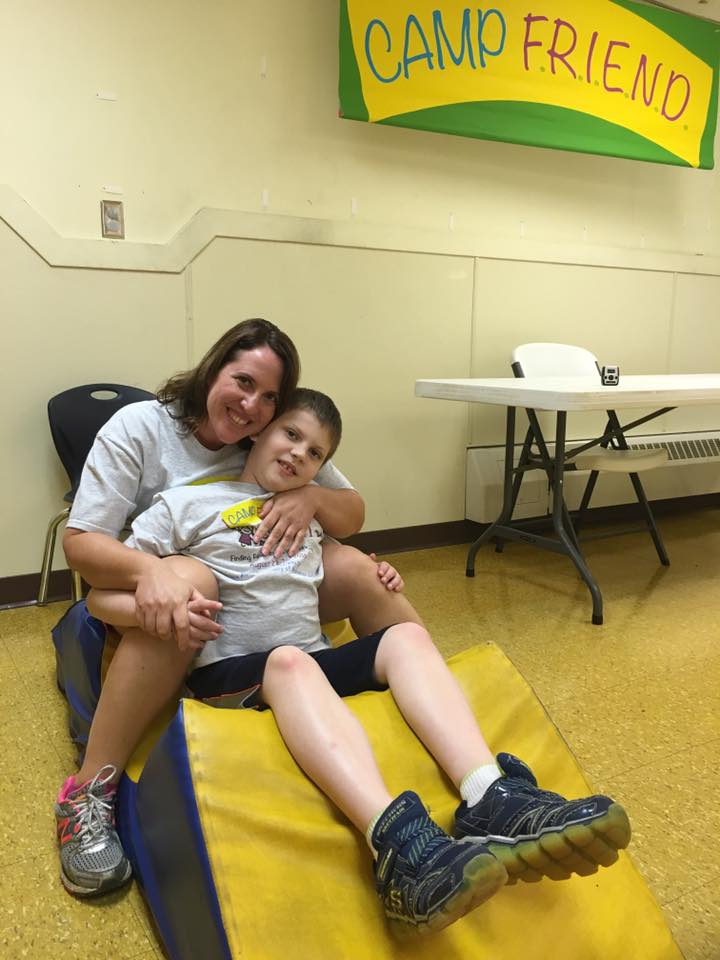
[365,809,385,858]
[460,763,502,808]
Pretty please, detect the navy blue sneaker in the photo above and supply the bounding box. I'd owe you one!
[372,791,507,937]
[454,754,631,884]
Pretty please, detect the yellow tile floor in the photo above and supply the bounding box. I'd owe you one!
[1,508,719,958]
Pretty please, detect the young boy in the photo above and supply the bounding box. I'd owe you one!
[71,389,631,936]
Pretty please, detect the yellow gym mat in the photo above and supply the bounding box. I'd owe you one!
[129,642,680,960]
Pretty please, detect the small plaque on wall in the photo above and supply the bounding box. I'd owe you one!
[101,200,125,239]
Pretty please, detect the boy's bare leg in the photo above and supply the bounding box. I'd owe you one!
[75,555,217,783]
[261,645,393,830]
[261,624,493,829]
[373,623,496,786]
[262,644,509,934]
[318,541,423,636]
[373,623,633,886]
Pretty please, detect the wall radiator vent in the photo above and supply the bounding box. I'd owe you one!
[628,437,720,461]
[466,431,720,524]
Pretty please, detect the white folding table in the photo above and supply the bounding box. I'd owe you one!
[415,374,720,624]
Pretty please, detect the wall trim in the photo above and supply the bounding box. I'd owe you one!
[1,495,716,607]
[344,521,483,556]
[344,493,719,555]
[3,183,720,278]
[0,569,75,609]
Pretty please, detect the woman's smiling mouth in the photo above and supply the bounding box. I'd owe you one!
[227,409,249,428]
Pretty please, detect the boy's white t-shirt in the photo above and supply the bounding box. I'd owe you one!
[125,481,329,668]
[68,400,353,538]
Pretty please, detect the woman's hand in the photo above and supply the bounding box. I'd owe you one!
[254,487,320,558]
[369,553,405,592]
[134,566,221,651]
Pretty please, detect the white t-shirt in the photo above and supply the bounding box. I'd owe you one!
[126,482,329,669]
[68,400,353,537]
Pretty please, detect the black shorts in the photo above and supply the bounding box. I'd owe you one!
[186,627,390,709]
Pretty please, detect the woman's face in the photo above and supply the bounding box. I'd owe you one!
[196,345,284,450]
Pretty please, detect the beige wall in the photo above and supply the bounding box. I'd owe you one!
[2,1,720,582]
[189,240,474,529]
[0,219,187,579]
[2,2,719,254]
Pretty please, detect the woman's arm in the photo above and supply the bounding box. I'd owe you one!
[64,527,201,637]
[87,583,222,649]
[64,527,164,589]
[254,486,364,558]
[64,525,219,649]
[312,487,364,537]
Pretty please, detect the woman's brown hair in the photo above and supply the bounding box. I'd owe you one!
[158,318,301,436]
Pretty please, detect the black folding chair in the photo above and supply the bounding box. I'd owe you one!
[38,383,155,605]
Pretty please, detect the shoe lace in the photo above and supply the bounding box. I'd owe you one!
[507,778,565,806]
[398,816,447,870]
[70,765,117,851]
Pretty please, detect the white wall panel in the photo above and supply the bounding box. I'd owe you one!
[663,273,720,433]
[190,239,474,531]
[469,259,675,446]
[1,221,186,578]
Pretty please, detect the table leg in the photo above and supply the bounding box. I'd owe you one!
[522,408,581,553]
[494,425,535,555]
[606,410,670,567]
[551,411,604,625]
[466,406,516,577]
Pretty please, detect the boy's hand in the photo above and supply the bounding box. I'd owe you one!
[256,487,319,559]
[185,594,224,651]
[369,553,405,592]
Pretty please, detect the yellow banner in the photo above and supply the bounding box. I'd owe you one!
[346,0,714,166]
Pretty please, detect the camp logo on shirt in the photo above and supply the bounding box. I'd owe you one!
[221,498,266,529]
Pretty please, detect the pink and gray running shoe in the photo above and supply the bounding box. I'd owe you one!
[55,764,131,896]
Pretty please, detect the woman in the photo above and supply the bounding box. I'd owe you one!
[56,318,422,898]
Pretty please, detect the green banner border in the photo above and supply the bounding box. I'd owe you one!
[614,0,720,166]
[339,0,720,168]
[339,0,368,122]
[380,100,691,167]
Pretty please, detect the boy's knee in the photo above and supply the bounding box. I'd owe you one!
[374,623,437,683]
[324,544,377,587]
[381,622,433,653]
[265,645,314,679]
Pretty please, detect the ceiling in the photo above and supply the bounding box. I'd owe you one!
[644,0,720,24]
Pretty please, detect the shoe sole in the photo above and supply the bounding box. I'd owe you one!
[485,802,632,884]
[388,852,507,938]
[60,861,132,898]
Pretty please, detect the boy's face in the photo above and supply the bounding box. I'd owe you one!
[244,408,332,492]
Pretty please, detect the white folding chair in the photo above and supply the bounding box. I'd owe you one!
[510,342,669,565]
